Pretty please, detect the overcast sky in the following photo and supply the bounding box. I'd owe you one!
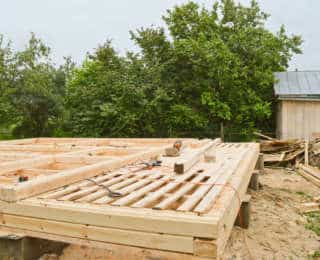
[1,0,319,70]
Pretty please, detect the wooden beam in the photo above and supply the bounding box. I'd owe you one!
[174,140,221,174]
[0,156,56,175]
[0,199,217,238]
[205,144,259,257]
[298,165,320,188]
[0,144,191,202]
[0,227,204,260]
[0,214,194,254]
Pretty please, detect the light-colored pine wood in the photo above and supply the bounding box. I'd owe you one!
[0,226,206,260]
[0,145,175,202]
[0,138,259,259]
[130,170,196,208]
[0,214,194,253]
[153,169,209,210]
[194,147,249,213]
[174,140,220,174]
[205,144,259,258]
[177,161,226,212]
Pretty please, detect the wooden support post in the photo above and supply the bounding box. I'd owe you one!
[220,122,224,142]
[249,170,259,191]
[235,194,251,229]
[305,139,309,166]
[255,153,264,173]
[0,232,66,260]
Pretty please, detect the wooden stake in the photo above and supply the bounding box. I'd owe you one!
[305,139,309,166]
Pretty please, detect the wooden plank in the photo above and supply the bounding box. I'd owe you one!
[299,202,320,213]
[0,138,36,145]
[193,239,217,258]
[0,144,84,153]
[193,147,249,213]
[0,199,217,238]
[92,172,164,204]
[40,171,122,199]
[153,170,209,210]
[57,172,138,201]
[0,226,205,260]
[0,156,56,175]
[131,171,196,208]
[0,145,173,202]
[0,214,194,253]
[177,162,225,212]
[111,175,171,206]
[174,140,220,174]
[75,171,154,203]
[206,144,259,257]
[298,166,320,188]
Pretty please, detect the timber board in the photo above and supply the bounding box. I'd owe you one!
[0,138,259,258]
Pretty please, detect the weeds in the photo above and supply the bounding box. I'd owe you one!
[305,212,320,236]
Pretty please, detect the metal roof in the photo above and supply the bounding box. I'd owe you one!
[274,71,320,99]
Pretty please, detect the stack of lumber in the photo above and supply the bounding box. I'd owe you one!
[0,137,260,259]
[254,132,320,166]
[261,139,305,164]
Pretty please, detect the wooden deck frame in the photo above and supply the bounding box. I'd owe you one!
[0,139,198,202]
[0,138,259,259]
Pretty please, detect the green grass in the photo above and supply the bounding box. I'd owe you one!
[308,250,320,259]
[305,212,320,236]
[296,191,313,199]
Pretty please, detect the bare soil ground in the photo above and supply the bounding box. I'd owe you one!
[41,168,320,260]
[224,168,320,259]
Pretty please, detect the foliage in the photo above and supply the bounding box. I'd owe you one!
[0,33,69,138]
[0,0,302,139]
[305,212,320,236]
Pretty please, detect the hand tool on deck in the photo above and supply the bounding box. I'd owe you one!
[86,178,123,198]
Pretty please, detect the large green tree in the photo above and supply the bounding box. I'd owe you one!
[131,0,302,137]
[0,33,67,138]
[67,0,301,139]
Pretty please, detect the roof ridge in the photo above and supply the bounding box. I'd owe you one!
[274,71,320,97]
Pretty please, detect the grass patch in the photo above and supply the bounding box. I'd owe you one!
[305,212,320,236]
[296,191,313,199]
[309,250,320,259]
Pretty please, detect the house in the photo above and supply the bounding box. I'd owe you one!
[274,71,320,140]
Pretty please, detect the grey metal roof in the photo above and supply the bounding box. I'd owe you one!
[274,71,320,99]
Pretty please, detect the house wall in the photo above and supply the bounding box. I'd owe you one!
[277,100,320,140]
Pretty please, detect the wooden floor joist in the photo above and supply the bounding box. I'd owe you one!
[0,138,259,259]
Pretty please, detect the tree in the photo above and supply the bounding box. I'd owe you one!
[130,0,302,138]
[0,35,16,130]
[0,33,67,138]
[62,0,303,139]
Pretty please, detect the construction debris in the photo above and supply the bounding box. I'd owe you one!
[299,202,320,214]
[298,164,320,188]
[254,132,320,167]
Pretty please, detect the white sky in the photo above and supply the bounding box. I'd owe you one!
[0,0,319,70]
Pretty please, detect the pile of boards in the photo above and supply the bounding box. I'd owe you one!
[255,132,320,167]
